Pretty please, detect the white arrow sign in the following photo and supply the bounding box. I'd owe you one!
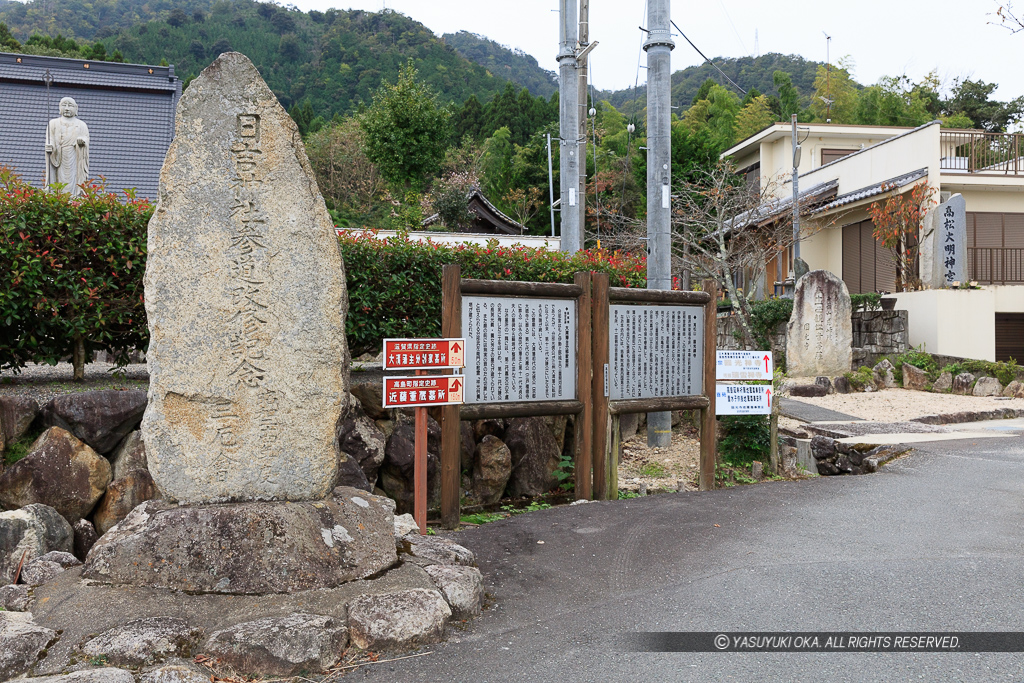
[716,350,773,381]
[715,383,773,416]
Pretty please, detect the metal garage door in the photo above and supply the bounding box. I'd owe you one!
[995,313,1024,362]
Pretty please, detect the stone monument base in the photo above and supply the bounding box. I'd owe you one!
[82,487,397,595]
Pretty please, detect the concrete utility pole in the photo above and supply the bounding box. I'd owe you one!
[644,0,674,448]
[791,113,801,267]
[558,0,581,253]
[577,0,590,244]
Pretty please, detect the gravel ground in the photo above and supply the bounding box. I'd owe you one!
[618,426,702,494]
[786,387,1024,422]
[0,361,149,406]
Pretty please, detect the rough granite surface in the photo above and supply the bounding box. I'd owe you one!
[786,270,853,378]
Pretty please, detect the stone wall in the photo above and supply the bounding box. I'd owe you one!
[851,310,909,368]
[716,314,786,357]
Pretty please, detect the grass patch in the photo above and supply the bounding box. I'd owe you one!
[460,511,507,525]
[4,427,41,467]
[637,462,668,478]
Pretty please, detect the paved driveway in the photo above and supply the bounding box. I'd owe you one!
[356,428,1024,682]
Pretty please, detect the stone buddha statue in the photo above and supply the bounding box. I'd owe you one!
[45,97,90,196]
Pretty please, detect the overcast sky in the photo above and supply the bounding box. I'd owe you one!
[289,0,1024,101]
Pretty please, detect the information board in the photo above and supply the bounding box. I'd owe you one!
[383,376,465,408]
[715,383,772,415]
[461,296,577,404]
[608,305,704,400]
[383,338,465,370]
[716,350,773,381]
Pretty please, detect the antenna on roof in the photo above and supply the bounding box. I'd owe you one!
[754,29,759,57]
[822,31,832,122]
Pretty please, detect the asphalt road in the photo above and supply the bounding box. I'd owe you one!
[354,429,1024,682]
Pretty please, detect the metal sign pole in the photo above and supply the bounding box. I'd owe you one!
[414,369,427,535]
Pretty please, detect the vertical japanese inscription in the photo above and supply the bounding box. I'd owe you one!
[608,304,704,400]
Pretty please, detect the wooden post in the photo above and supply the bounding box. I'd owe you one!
[440,264,462,529]
[591,272,609,500]
[699,278,718,491]
[608,414,620,499]
[769,382,780,475]
[414,370,427,535]
[574,272,593,500]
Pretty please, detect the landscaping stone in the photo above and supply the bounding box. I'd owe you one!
[873,359,898,388]
[932,371,953,393]
[0,396,39,448]
[0,584,31,611]
[140,660,211,683]
[790,384,828,398]
[143,52,348,505]
[472,435,512,505]
[72,519,99,561]
[393,513,419,537]
[202,613,347,676]
[0,504,74,584]
[347,588,451,650]
[93,469,161,535]
[814,376,833,393]
[832,376,852,394]
[401,535,476,567]
[543,414,570,453]
[473,418,506,441]
[902,364,929,391]
[380,418,441,516]
[336,413,387,486]
[810,435,836,460]
[82,487,397,594]
[424,564,484,619]
[335,453,372,492]
[952,373,976,395]
[28,669,137,683]
[81,617,203,667]
[1003,380,1024,398]
[973,377,1003,397]
[504,416,561,498]
[0,611,58,680]
[0,427,111,524]
[40,390,147,455]
[20,550,81,586]
[351,379,388,420]
[785,270,853,377]
[110,430,147,481]
[460,421,476,472]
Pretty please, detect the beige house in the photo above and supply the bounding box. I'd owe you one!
[723,121,1024,362]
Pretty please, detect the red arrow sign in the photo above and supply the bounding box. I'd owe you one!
[383,338,465,369]
[764,354,771,374]
[765,388,772,407]
[451,342,461,353]
[450,378,462,392]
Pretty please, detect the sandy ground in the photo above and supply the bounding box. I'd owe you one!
[787,387,1024,422]
[618,427,701,493]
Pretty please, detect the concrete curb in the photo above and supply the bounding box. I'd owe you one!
[911,407,1024,426]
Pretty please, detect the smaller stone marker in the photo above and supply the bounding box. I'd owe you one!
[785,270,853,378]
[938,193,966,287]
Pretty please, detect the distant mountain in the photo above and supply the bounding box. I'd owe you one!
[0,0,216,40]
[443,31,557,99]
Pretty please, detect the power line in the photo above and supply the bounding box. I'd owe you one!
[670,20,746,97]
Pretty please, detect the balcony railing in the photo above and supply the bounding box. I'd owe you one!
[968,247,1024,284]
[940,130,1024,176]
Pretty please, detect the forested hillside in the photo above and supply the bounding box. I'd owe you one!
[443,31,557,99]
[0,0,214,40]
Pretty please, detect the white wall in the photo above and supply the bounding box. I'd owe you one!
[890,289,999,360]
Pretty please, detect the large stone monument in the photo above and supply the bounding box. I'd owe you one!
[938,194,967,286]
[45,97,90,196]
[142,52,349,504]
[785,270,853,377]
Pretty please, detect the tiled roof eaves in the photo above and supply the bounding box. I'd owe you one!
[810,168,929,214]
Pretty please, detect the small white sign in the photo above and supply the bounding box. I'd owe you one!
[715,383,773,415]
[716,350,773,381]
[662,185,670,209]
[569,188,576,206]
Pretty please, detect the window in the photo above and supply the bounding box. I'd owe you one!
[996,313,1024,362]
[821,148,857,165]
[842,220,896,293]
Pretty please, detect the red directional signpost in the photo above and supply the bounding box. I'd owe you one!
[383,339,465,535]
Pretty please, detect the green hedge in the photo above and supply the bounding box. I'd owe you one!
[0,168,151,373]
[340,232,647,356]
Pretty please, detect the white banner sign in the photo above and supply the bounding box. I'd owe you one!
[716,350,773,381]
[715,383,773,415]
[608,304,704,400]
[461,296,576,404]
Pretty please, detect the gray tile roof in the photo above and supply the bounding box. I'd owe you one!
[810,168,929,214]
[0,52,181,199]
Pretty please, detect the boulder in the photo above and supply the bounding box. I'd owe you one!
[973,377,1003,397]
[335,413,387,485]
[81,617,203,667]
[902,364,929,391]
[814,376,833,394]
[110,430,147,481]
[93,469,161,535]
[0,611,58,680]
[28,669,137,683]
[873,359,897,388]
[0,427,111,524]
[472,435,512,505]
[202,613,347,676]
[785,270,853,377]
[952,372,976,395]
[504,417,561,498]
[140,660,211,683]
[0,396,38,448]
[0,504,74,584]
[0,583,31,611]
[351,379,388,420]
[618,412,639,441]
[380,418,441,516]
[460,421,476,473]
[473,418,505,441]
[810,435,837,460]
[401,535,476,567]
[790,384,827,398]
[424,564,484,619]
[82,487,397,594]
[932,371,953,393]
[40,390,146,455]
[543,415,570,452]
[73,519,99,561]
[393,513,419,537]
[347,589,451,651]
[335,454,372,492]
[832,376,852,394]
[20,550,80,586]
[1003,380,1024,398]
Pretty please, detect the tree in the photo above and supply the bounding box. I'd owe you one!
[866,181,936,292]
[360,61,452,191]
[503,186,543,227]
[942,78,1024,132]
[856,76,934,127]
[734,94,775,141]
[304,116,383,226]
[773,71,801,120]
[0,22,21,51]
[480,127,514,206]
[993,2,1024,32]
[810,58,859,123]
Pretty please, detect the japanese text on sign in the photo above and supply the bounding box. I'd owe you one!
[461,297,576,404]
[716,351,773,381]
[715,384,772,415]
[383,376,465,408]
[383,339,465,370]
[608,305,704,400]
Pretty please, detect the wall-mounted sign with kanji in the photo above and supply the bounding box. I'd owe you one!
[383,376,465,408]
[715,383,772,415]
[716,350,773,381]
[382,338,465,370]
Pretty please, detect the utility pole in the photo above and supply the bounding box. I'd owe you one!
[547,133,556,237]
[557,0,581,253]
[644,0,674,448]
[577,0,590,246]
[791,113,802,271]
